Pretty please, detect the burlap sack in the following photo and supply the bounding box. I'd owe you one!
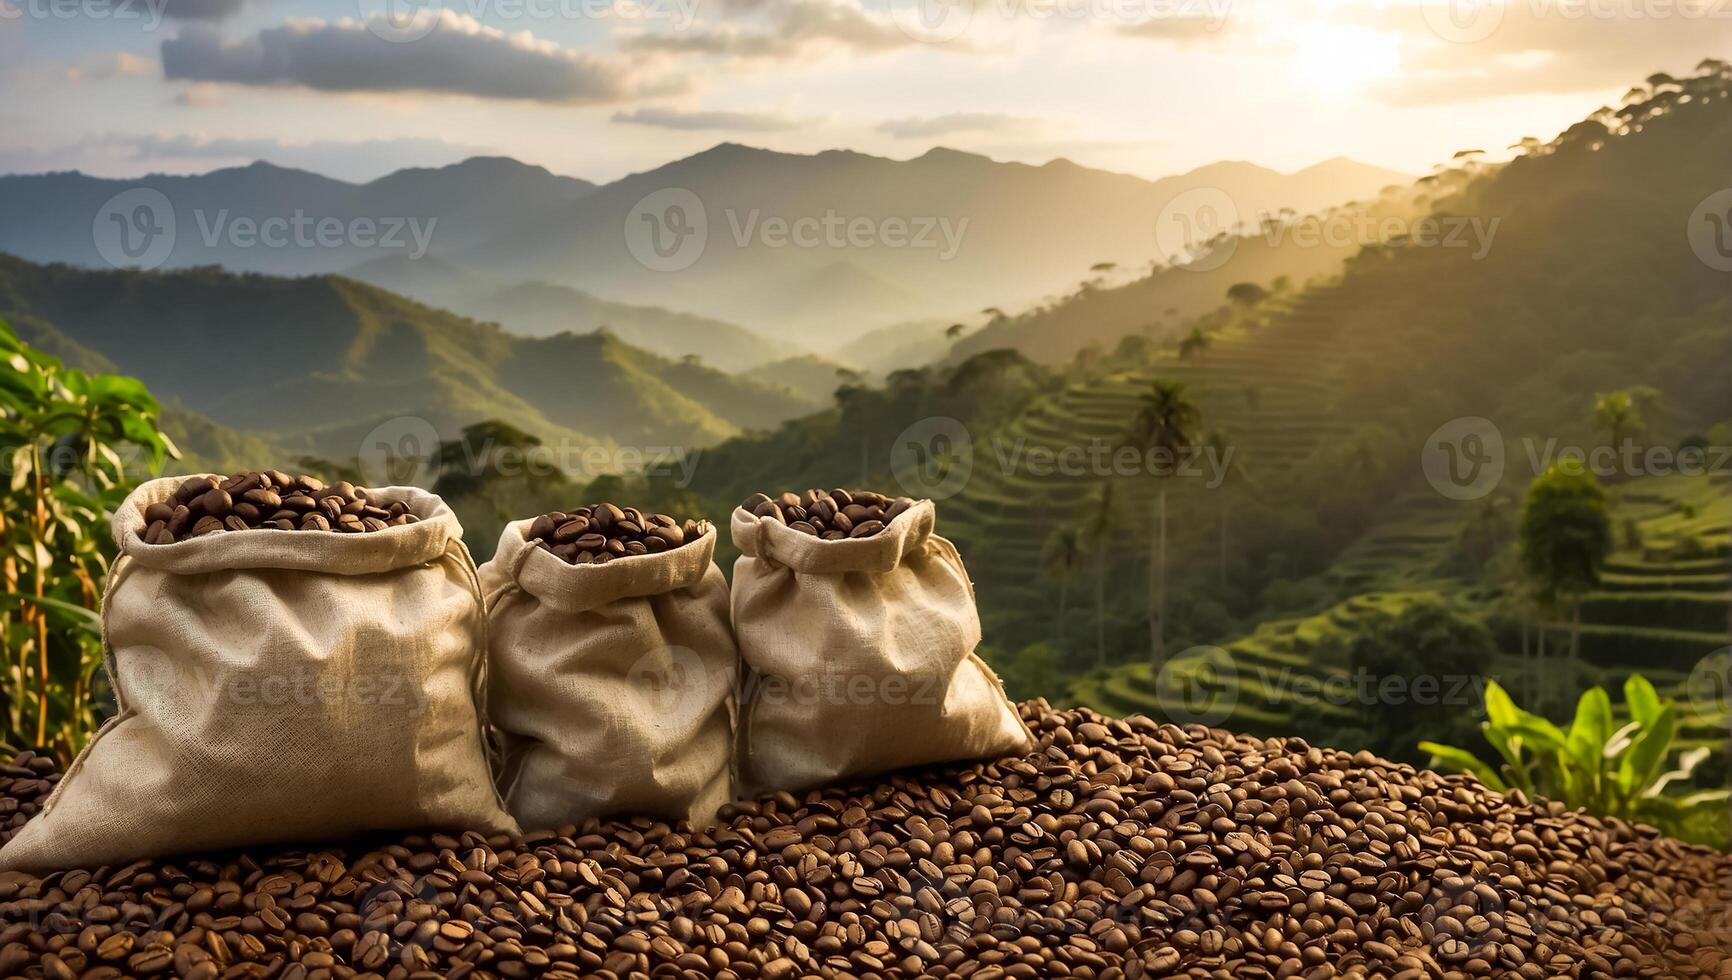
[730,499,1032,795]
[481,521,735,831]
[0,476,516,872]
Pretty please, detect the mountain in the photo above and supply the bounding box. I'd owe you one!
[467,144,1413,342]
[0,147,1408,350]
[740,354,854,405]
[0,255,819,468]
[0,157,594,276]
[650,64,1732,756]
[346,255,786,372]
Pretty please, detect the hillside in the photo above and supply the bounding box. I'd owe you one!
[347,257,787,372]
[0,256,820,467]
[650,64,1732,769]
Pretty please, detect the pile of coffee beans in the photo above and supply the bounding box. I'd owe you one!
[741,489,917,540]
[3,702,1726,978]
[526,504,710,565]
[139,473,417,544]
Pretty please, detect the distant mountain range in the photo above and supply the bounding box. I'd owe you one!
[0,255,822,468]
[0,146,1411,351]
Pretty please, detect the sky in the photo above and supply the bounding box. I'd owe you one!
[1,0,1725,184]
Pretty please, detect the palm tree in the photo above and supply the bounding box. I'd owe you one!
[1203,429,1249,592]
[1079,482,1119,668]
[1126,380,1201,671]
[1041,525,1086,651]
[1590,385,1658,456]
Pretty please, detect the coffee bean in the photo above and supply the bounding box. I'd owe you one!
[140,472,419,543]
[0,706,1722,979]
[742,489,916,539]
[524,503,710,565]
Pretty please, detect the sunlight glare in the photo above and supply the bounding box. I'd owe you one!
[1292,25,1402,99]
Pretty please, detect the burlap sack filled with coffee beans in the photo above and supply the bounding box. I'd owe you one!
[481,519,735,831]
[0,476,516,872]
[730,499,1032,795]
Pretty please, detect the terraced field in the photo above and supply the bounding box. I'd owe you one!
[1069,467,1730,766]
[939,284,1375,618]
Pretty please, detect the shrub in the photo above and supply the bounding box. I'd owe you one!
[1422,675,1728,846]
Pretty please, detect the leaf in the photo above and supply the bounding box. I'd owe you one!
[1617,705,1674,802]
[1623,674,1664,726]
[1482,679,1522,729]
[1565,686,1614,775]
[1603,720,1643,761]
[0,592,102,632]
[1420,741,1508,791]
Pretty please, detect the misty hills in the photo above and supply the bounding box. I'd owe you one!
[0,146,1409,351]
[0,255,820,467]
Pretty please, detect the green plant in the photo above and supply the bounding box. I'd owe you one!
[0,320,175,762]
[1421,676,1729,844]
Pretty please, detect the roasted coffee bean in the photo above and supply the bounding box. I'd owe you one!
[742,488,916,540]
[523,503,711,565]
[0,705,1723,979]
[140,472,418,543]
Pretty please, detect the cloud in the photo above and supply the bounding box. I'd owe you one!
[622,0,921,59]
[161,12,683,103]
[1116,12,1235,42]
[1351,2,1732,106]
[612,106,814,131]
[876,112,1042,139]
[163,0,249,20]
[59,51,155,83]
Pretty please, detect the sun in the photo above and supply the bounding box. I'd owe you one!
[1291,24,1403,98]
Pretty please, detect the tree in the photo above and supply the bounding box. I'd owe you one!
[1126,380,1201,671]
[1178,327,1211,361]
[1041,525,1085,651]
[1226,282,1268,306]
[1337,598,1497,764]
[1519,462,1611,695]
[1590,385,1658,455]
[433,420,544,502]
[1079,482,1120,668]
[0,321,176,760]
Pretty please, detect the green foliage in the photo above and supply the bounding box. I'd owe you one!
[1519,462,1611,608]
[1332,599,1497,765]
[1421,676,1728,845]
[0,319,176,761]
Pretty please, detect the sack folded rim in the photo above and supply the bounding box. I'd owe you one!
[113,475,463,576]
[729,498,936,575]
[489,518,721,613]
